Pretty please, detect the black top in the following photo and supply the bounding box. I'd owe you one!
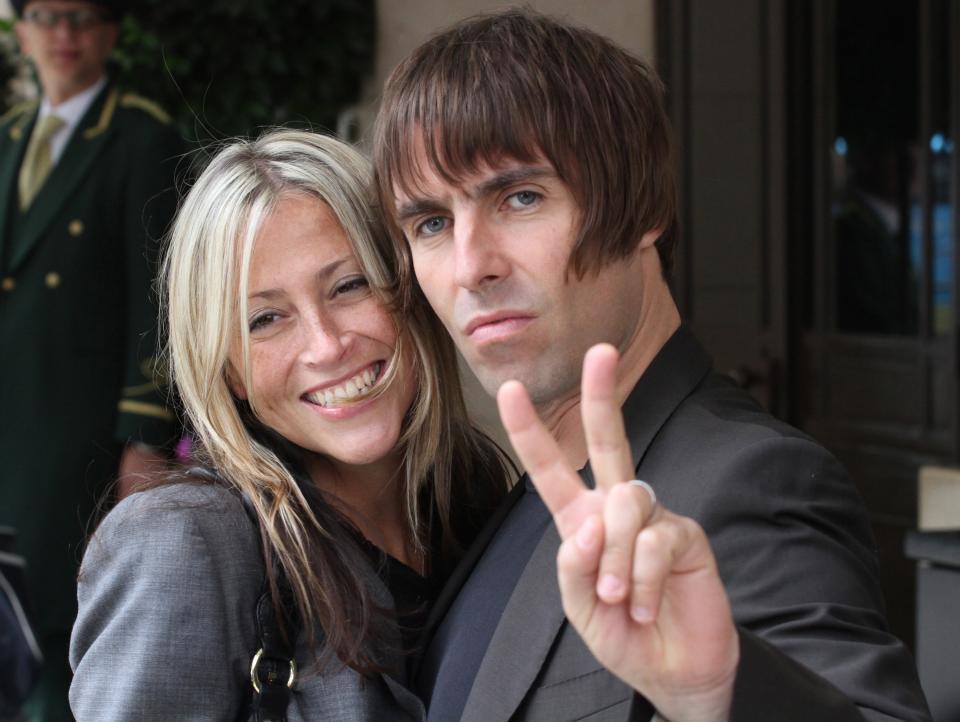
[358,538,440,659]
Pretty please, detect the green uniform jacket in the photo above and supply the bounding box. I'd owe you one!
[0,81,183,636]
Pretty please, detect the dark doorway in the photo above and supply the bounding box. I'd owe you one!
[789,0,958,650]
[658,0,960,650]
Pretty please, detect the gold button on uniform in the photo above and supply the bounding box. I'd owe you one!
[68,219,84,236]
[45,272,61,289]
[1,277,15,292]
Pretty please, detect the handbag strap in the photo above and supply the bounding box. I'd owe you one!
[184,468,299,722]
[240,493,299,722]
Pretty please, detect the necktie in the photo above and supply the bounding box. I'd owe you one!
[18,114,65,210]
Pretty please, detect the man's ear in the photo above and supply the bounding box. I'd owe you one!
[225,364,248,401]
[638,229,662,250]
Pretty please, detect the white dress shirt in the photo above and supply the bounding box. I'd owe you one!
[36,76,108,166]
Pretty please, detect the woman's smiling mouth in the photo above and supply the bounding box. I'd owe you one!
[302,361,384,408]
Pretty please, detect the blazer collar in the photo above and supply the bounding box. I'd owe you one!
[3,82,118,273]
[460,324,713,720]
[620,324,714,477]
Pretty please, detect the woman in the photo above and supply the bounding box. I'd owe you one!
[69,130,510,721]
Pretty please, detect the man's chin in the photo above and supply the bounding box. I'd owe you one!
[466,344,535,388]
[473,367,514,400]
[472,363,551,404]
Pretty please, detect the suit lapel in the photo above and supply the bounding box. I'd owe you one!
[459,325,713,720]
[462,520,564,722]
[381,675,427,721]
[413,479,526,680]
[619,325,713,473]
[7,85,118,273]
[0,104,37,267]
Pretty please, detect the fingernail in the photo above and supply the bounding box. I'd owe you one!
[631,606,653,623]
[576,518,600,550]
[597,574,624,598]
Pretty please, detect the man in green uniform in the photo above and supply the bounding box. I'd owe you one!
[0,2,181,718]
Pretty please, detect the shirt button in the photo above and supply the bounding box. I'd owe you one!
[68,219,84,236]
[45,272,61,289]
[1,277,15,292]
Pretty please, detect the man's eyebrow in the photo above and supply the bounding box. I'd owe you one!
[395,199,442,225]
[394,165,558,224]
[474,166,557,196]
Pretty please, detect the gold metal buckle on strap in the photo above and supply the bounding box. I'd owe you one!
[250,648,297,694]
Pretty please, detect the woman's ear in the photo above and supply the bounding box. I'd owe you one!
[225,364,248,401]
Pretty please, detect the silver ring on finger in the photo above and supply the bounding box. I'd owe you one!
[627,479,658,514]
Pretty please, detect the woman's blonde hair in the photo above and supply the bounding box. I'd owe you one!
[161,129,508,671]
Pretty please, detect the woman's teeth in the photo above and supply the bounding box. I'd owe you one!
[305,363,381,408]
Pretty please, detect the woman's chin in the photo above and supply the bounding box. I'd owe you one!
[299,433,401,473]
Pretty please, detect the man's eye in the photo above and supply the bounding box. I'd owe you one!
[506,190,541,209]
[416,216,448,236]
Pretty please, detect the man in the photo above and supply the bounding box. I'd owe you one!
[373,10,931,722]
[0,1,180,718]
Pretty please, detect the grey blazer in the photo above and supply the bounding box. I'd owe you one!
[69,483,424,721]
[419,326,931,722]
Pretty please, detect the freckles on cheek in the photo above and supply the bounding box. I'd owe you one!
[247,348,283,406]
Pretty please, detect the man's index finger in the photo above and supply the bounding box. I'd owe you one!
[497,380,587,538]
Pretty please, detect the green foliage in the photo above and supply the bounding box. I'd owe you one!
[0,20,20,115]
[114,0,375,142]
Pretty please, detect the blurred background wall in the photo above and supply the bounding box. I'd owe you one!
[350,0,654,141]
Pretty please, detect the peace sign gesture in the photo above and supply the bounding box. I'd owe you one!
[497,344,740,722]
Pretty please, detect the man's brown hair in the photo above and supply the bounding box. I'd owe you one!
[373,8,677,295]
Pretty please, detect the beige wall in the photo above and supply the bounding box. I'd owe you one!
[358,1,656,455]
[355,0,655,142]
[373,0,655,91]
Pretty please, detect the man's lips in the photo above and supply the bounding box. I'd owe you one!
[464,312,535,343]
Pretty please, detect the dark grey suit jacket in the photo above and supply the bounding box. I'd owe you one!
[69,483,424,721]
[420,326,930,722]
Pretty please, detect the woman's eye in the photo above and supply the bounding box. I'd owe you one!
[248,312,277,332]
[335,276,370,295]
[416,216,448,237]
[506,190,541,209]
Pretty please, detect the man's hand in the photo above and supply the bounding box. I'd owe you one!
[116,443,168,500]
[497,344,739,722]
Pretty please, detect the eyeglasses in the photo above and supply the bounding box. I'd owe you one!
[23,7,109,31]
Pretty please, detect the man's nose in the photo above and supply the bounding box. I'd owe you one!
[51,17,79,37]
[453,213,510,291]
